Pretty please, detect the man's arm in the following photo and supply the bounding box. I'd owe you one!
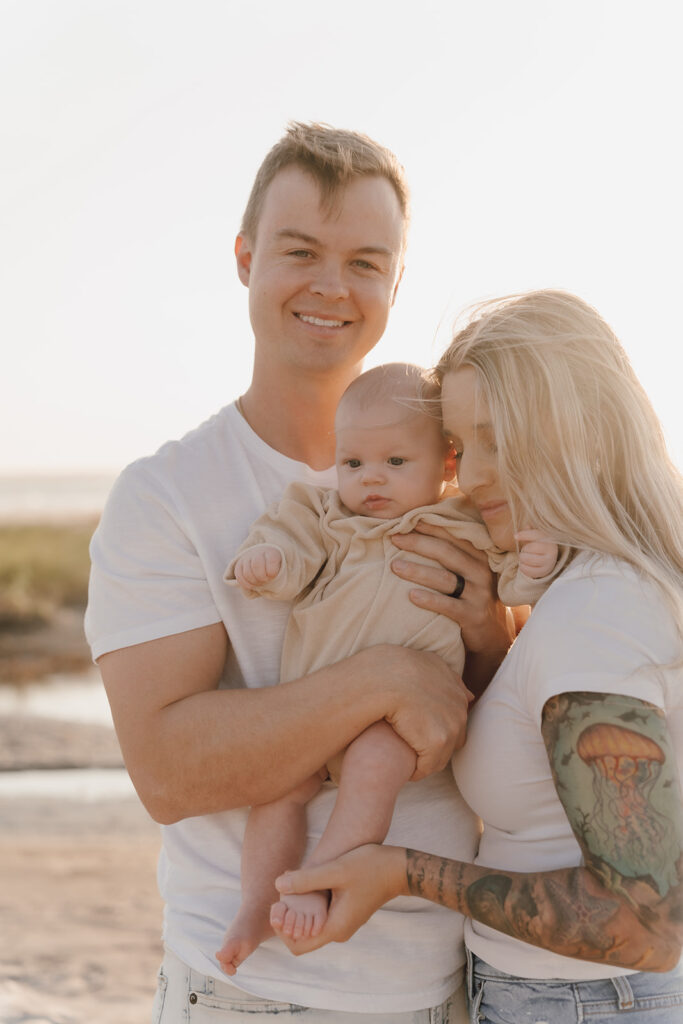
[99,625,470,824]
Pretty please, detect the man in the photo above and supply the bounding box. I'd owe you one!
[86,122,514,1022]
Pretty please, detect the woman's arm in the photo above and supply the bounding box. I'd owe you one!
[275,693,683,971]
[403,692,683,972]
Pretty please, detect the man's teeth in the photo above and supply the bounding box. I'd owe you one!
[298,314,345,328]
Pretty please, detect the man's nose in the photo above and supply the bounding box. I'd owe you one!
[309,261,350,301]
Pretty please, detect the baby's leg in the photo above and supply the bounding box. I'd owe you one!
[217,771,324,974]
[270,721,416,940]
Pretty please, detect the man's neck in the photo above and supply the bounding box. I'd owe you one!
[239,370,357,470]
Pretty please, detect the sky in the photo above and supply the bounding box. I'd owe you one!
[2,0,682,475]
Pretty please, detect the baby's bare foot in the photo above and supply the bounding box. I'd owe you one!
[270,890,329,941]
[216,903,274,975]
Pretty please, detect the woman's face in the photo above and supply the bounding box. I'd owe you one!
[441,367,516,552]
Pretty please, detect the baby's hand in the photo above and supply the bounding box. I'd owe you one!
[515,530,559,580]
[234,546,282,588]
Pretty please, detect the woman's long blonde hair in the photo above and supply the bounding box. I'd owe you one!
[434,290,683,642]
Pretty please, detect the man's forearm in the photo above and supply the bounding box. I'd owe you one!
[149,667,391,820]
[102,639,392,824]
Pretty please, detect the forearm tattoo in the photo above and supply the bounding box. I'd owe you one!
[405,693,683,969]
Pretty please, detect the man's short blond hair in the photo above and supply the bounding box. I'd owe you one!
[240,122,410,244]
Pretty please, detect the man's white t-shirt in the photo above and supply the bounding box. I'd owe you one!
[85,402,480,1013]
[453,553,682,980]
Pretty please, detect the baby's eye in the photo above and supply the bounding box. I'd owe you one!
[346,459,361,469]
[388,457,405,466]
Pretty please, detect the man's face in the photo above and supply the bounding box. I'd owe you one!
[336,401,451,519]
[235,166,405,379]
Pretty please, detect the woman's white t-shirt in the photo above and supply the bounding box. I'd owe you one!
[453,553,682,980]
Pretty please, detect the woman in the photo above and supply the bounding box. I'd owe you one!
[273,290,683,1022]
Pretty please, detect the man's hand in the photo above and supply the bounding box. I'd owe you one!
[355,645,472,780]
[234,545,283,589]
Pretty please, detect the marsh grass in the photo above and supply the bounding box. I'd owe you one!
[0,521,96,629]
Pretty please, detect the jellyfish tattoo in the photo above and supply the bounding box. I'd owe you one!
[577,722,674,891]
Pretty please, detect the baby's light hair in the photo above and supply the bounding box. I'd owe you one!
[336,362,440,424]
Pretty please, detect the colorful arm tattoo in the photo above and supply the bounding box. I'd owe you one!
[406,693,683,970]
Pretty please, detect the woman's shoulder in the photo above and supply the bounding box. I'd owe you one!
[516,552,679,692]
[534,552,659,617]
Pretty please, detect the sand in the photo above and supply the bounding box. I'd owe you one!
[0,819,163,1024]
[1,673,165,1023]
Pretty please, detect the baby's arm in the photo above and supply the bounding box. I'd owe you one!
[234,545,282,590]
[515,529,559,580]
[225,482,330,600]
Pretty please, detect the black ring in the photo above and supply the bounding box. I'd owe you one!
[450,573,466,599]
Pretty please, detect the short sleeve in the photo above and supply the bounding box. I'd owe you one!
[85,461,221,659]
[519,560,675,724]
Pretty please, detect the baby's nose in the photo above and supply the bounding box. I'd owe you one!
[361,465,384,484]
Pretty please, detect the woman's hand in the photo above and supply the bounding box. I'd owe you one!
[272,845,407,954]
[391,523,516,695]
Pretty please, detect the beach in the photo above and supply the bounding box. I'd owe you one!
[0,541,164,1024]
[0,811,162,1024]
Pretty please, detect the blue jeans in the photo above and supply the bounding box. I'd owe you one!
[467,950,683,1023]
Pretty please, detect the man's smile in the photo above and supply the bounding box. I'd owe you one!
[295,313,349,328]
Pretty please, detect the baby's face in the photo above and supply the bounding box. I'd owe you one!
[335,402,450,519]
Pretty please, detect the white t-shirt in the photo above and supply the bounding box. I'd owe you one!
[453,552,682,980]
[85,402,480,1013]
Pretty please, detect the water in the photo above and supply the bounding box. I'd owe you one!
[0,668,113,725]
[0,767,135,800]
[0,472,134,799]
[0,471,117,522]
[0,669,133,798]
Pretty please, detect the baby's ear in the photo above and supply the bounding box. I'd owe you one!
[443,445,459,482]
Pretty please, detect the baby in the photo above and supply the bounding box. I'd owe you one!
[217,363,561,974]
